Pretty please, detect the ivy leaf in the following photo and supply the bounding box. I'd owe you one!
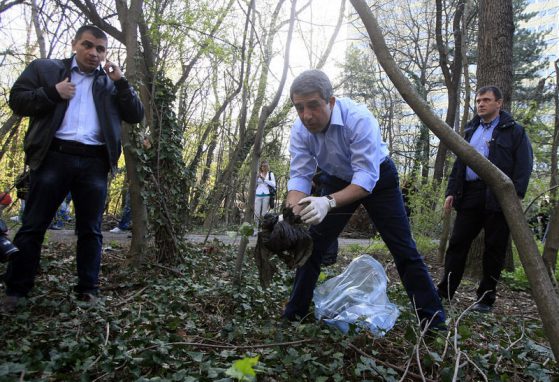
[239,222,254,237]
[225,355,259,381]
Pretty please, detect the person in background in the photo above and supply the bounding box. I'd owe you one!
[437,85,533,313]
[254,160,276,227]
[49,193,72,230]
[282,69,445,330]
[110,190,131,234]
[0,192,13,216]
[110,138,150,234]
[1,25,144,312]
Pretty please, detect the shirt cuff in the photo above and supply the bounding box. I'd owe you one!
[351,171,376,193]
[287,177,312,195]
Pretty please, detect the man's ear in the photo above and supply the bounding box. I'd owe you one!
[329,96,335,109]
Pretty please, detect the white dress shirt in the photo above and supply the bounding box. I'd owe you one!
[55,57,104,145]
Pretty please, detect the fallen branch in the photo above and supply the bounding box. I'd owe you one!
[150,262,185,276]
[113,286,150,307]
[347,343,436,382]
[131,338,316,353]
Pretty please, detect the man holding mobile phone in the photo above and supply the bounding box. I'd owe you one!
[2,25,144,312]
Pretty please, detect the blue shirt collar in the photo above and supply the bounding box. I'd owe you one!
[480,116,500,129]
[330,100,343,127]
[71,57,101,76]
[321,100,344,133]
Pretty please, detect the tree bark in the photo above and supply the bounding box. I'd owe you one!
[476,0,514,111]
[117,0,149,264]
[438,209,453,263]
[468,0,518,277]
[350,0,559,361]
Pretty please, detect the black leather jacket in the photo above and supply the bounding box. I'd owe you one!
[446,110,533,211]
[9,56,144,172]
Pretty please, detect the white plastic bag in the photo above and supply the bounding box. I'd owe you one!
[313,255,399,336]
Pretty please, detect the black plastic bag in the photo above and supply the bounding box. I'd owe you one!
[254,207,313,288]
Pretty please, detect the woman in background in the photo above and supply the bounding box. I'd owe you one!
[255,160,276,226]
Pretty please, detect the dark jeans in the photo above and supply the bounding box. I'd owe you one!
[283,157,446,326]
[437,181,509,306]
[117,191,131,230]
[5,150,109,297]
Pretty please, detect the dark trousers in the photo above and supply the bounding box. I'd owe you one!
[117,191,132,230]
[437,181,510,306]
[5,149,109,297]
[283,158,446,326]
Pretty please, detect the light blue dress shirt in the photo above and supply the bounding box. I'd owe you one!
[56,57,104,145]
[288,97,389,194]
[465,117,499,181]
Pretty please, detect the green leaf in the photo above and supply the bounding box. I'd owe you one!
[225,355,259,381]
[239,222,254,237]
[187,351,204,362]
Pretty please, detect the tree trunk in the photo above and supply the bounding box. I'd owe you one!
[350,0,559,361]
[432,0,464,183]
[234,0,297,285]
[119,0,149,264]
[438,209,454,263]
[122,123,149,265]
[466,0,516,277]
[31,0,46,58]
[543,65,559,280]
[542,204,559,287]
[476,0,514,111]
[186,4,251,224]
[550,60,559,202]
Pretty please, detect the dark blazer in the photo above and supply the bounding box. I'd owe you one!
[446,110,533,211]
[9,56,144,172]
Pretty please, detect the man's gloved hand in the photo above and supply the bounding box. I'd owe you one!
[298,196,331,225]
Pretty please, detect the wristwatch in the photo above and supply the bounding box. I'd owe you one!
[326,195,337,209]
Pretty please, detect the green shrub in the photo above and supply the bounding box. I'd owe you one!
[502,241,559,291]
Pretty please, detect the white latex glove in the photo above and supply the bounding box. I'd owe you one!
[298,196,331,225]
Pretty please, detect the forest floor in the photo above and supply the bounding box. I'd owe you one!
[37,228,551,322]
[1,228,557,381]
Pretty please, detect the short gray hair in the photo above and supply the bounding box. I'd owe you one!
[290,69,333,102]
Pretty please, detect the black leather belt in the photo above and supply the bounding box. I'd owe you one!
[50,138,107,158]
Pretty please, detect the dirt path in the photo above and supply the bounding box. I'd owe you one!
[45,229,375,247]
